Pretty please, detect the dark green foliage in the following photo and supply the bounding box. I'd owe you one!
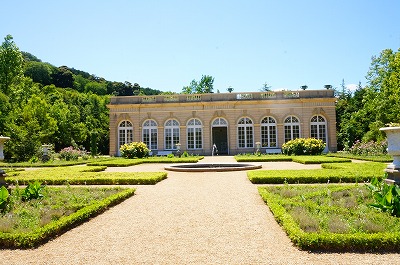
[21,181,45,201]
[0,35,164,162]
[90,130,98,156]
[366,177,400,217]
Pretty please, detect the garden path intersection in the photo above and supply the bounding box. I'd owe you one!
[1,157,400,264]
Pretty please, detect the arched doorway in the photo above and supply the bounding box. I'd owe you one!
[211,118,228,154]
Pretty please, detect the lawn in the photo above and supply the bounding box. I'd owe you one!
[235,154,351,164]
[5,165,167,185]
[258,184,400,251]
[0,186,135,248]
[248,162,386,184]
[327,152,393,162]
[87,156,204,167]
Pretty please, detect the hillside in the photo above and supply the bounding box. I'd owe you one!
[22,51,164,96]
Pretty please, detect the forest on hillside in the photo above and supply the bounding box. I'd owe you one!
[0,35,163,161]
[0,34,399,161]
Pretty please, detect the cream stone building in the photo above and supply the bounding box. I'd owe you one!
[107,90,337,156]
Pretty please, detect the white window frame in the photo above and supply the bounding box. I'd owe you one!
[237,117,254,148]
[187,118,203,150]
[164,119,180,150]
[260,116,277,148]
[284,116,300,142]
[310,115,327,143]
[142,119,158,150]
[118,120,133,155]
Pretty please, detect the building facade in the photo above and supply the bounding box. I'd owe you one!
[107,90,337,156]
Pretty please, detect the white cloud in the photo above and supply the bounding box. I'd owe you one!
[346,84,358,91]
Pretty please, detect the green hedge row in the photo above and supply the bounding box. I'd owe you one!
[327,153,393,162]
[235,155,292,162]
[7,172,168,185]
[0,188,136,249]
[248,162,386,184]
[87,156,203,167]
[235,155,351,164]
[291,156,351,164]
[258,187,400,251]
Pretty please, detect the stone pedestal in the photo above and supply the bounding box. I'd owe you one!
[384,167,400,185]
[380,127,400,185]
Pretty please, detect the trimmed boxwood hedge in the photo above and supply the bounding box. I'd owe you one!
[236,154,351,164]
[87,156,204,167]
[6,172,167,185]
[327,153,393,162]
[248,162,386,184]
[0,188,135,249]
[291,156,351,164]
[258,186,400,251]
[235,154,293,162]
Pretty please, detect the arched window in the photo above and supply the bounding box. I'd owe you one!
[164,119,180,150]
[187,118,202,149]
[118,120,133,150]
[142,119,158,150]
[310,115,327,143]
[284,116,300,142]
[212,118,228,127]
[237,117,254,148]
[261,116,277,147]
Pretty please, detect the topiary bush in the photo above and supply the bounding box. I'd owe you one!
[282,138,325,155]
[120,142,150,159]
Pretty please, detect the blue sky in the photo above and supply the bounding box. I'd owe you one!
[1,0,399,93]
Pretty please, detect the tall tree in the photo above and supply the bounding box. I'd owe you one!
[182,75,214,94]
[0,35,24,95]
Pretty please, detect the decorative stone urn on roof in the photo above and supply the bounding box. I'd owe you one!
[380,126,400,184]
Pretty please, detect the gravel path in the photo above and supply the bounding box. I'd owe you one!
[1,157,400,264]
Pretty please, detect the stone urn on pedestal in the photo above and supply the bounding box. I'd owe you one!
[0,136,10,187]
[380,126,400,184]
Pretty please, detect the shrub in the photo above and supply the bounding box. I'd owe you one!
[349,140,387,156]
[282,138,325,155]
[59,146,80,161]
[120,142,150,159]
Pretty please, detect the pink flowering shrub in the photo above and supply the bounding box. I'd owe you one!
[349,140,387,155]
[59,146,81,161]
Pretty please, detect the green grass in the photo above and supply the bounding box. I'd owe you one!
[258,184,400,251]
[235,154,292,162]
[291,156,351,164]
[248,162,386,184]
[0,157,113,168]
[87,156,203,167]
[327,152,393,162]
[235,154,351,164]
[0,186,135,248]
[6,166,167,185]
